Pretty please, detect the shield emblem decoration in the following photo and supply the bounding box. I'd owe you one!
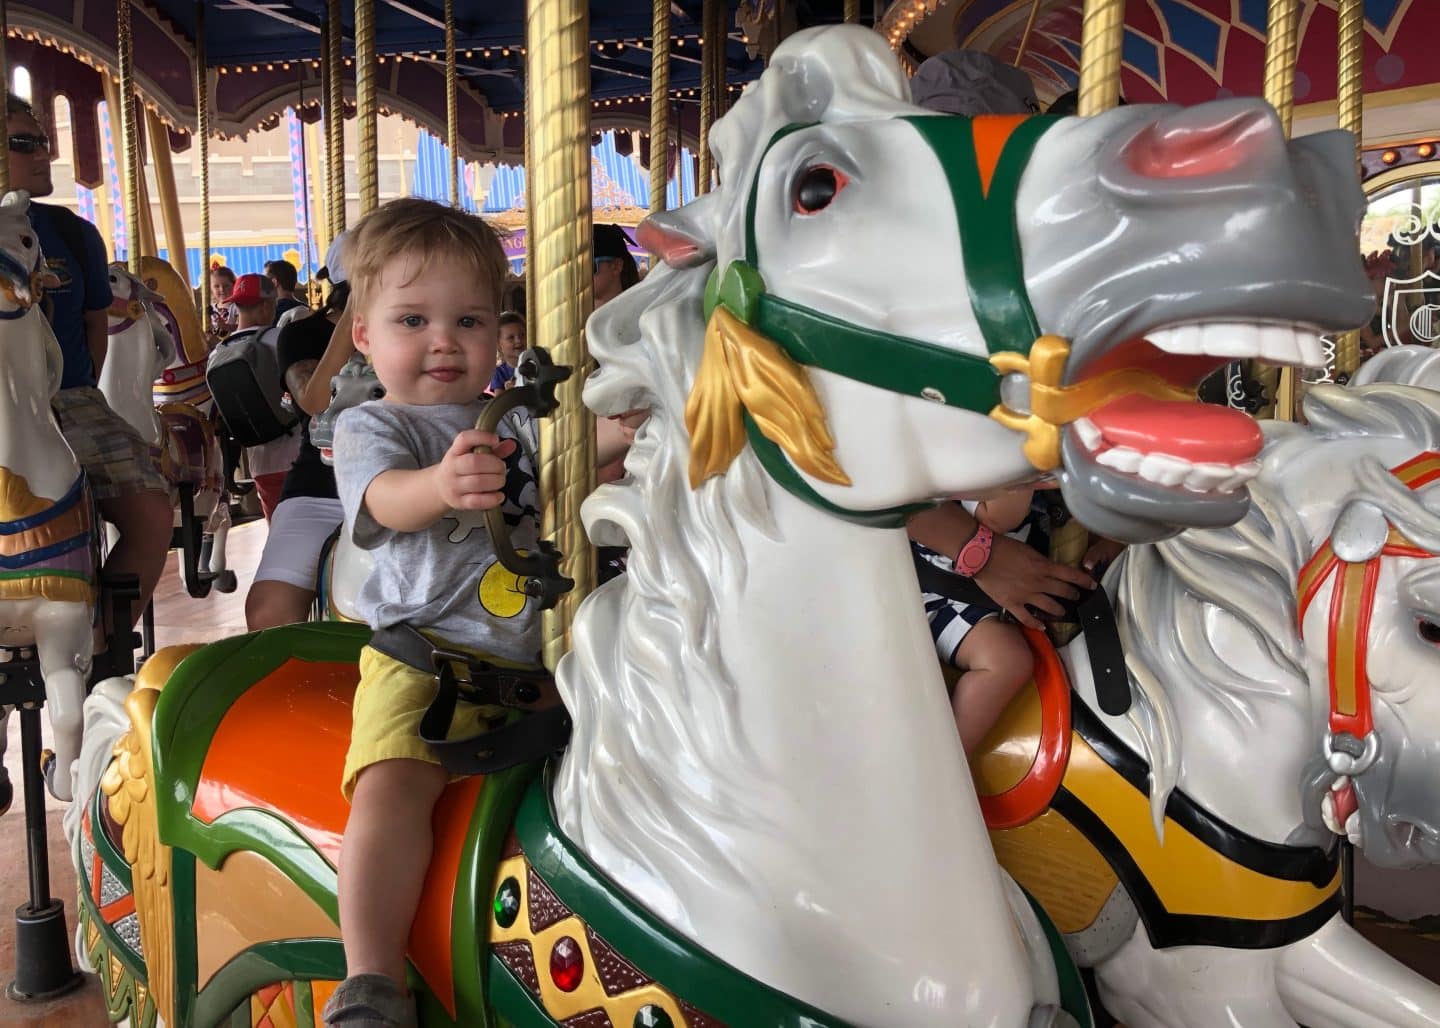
[1381,270,1440,347]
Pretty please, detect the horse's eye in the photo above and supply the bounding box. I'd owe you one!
[370,386,386,400]
[19,235,32,248]
[329,385,338,399]
[794,166,846,215]
[1418,619,1440,645]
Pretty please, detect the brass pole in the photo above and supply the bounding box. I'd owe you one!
[844,0,859,24]
[306,117,330,274]
[355,0,378,214]
[146,108,190,286]
[528,0,594,670]
[711,0,726,127]
[649,0,669,213]
[445,0,459,207]
[117,0,142,273]
[1333,0,1364,379]
[1265,0,1301,419]
[0,0,9,194]
[196,1,210,315]
[524,50,533,346]
[1014,0,1043,67]
[327,0,347,232]
[698,0,716,193]
[1076,0,1124,116]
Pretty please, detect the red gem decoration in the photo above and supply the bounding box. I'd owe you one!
[550,935,584,992]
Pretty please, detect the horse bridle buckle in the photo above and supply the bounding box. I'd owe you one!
[1323,730,1380,778]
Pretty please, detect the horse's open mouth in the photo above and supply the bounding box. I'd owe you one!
[1057,321,1327,541]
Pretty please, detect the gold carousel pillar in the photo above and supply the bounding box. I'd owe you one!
[355,0,378,215]
[326,0,347,233]
[649,0,669,213]
[1014,0,1042,67]
[0,0,10,194]
[445,0,459,208]
[146,109,190,286]
[698,0,716,193]
[528,0,594,670]
[196,0,210,313]
[1332,0,1364,380]
[844,0,858,25]
[1263,0,1301,420]
[1076,0,1123,116]
[116,0,143,274]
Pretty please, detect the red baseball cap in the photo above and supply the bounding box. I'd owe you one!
[223,273,276,306]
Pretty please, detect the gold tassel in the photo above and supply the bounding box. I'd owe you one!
[686,306,850,489]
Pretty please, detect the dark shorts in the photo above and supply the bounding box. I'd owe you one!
[51,387,168,501]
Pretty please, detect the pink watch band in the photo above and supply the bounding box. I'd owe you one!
[955,524,994,578]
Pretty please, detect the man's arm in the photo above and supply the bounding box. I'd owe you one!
[84,308,109,378]
[298,310,355,415]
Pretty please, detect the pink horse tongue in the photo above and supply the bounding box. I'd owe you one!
[1087,394,1264,465]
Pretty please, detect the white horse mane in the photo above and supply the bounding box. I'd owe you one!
[552,260,783,887]
[1118,384,1440,829]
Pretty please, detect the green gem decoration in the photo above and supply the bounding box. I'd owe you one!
[633,1005,674,1028]
[703,260,766,325]
[493,876,521,928]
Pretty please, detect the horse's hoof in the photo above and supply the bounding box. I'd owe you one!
[40,749,58,799]
[0,766,12,817]
[215,570,238,593]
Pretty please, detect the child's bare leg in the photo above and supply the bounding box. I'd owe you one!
[338,758,449,984]
[951,620,1035,756]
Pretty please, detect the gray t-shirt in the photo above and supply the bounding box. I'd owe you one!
[334,399,541,663]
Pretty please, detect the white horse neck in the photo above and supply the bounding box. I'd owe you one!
[98,321,162,446]
[0,312,80,503]
[560,484,1037,1026]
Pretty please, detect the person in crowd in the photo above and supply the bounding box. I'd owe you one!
[218,274,300,520]
[209,265,238,336]
[265,258,306,324]
[593,223,639,308]
[7,93,171,642]
[486,310,527,393]
[244,237,351,629]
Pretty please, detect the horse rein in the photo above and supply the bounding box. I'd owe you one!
[1296,451,1440,800]
[107,294,147,335]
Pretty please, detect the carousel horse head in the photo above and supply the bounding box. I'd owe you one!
[0,191,59,313]
[106,263,176,372]
[1120,381,1440,868]
[138,256,206,366]
[631,24,1373,542]
[311,354,384,465]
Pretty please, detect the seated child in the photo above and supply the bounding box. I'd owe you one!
[910,488,1037,756]
[487,310,526,393]
[324,198,539,1027]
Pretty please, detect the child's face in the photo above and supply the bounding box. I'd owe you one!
[352,253,498,406]
[497,322,526,366]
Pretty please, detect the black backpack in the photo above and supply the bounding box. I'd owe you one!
[206,326,299,447]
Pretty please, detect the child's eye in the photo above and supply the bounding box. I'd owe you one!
[401,314,424,328]
[458,316,478,329]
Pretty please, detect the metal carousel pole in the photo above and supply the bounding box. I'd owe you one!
[698,0,716,193]
[196,1,210,318]
[327,0,347,233]
[1264,0,1301,421]
[649,0,668,215]
[445,0,459,208]
[1332,0,1365,383]
[118,0,143,274]
[528,0,594,670]
[1076,0,1124,117]
[355,0,378,215]
[0,0,9,195]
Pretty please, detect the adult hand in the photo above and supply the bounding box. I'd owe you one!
[974,534,1095,629]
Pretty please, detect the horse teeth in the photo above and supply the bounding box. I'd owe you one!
[1073,417,1103,451]
[1296,331,1327,368]
[1203,323,1260,359]
[1096,446,1143,474]
[1183,463,1231,492]
[1344,811,1364,847]
[1138,452,1191,488]
[1148,324,1204,355]
[1322,792,1341,835]
[1146,321,1325,367]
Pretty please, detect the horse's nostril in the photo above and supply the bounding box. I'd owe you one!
[1123,107,1271,181]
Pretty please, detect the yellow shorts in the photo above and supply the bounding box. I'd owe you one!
[342,644,508,801]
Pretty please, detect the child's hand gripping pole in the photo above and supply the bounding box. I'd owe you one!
[471,347,574,610]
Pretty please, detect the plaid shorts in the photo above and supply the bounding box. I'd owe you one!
[51,387,169,501]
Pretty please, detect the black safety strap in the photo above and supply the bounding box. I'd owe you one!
[369,623,572,775]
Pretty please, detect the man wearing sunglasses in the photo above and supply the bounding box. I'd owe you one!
[6,94,171,648]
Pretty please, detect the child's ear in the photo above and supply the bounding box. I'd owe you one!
[352,314,370,354]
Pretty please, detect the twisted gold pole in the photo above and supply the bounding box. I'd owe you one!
[1014,0,1042,67]
[117,0,142,274]
[712,0,727,126]
[355,0,378,214]
[1265,0,1300,419]
[327,0,346,233]
[529,0,594,670]
[1333,0,1364,380]
[649,0,669,213]
[524,49,533,347]
[445,0,459,208]
[1076,0,1123,116]
[147,109,190,286]
[844,0,859,24]
[196,1,209,313]
[0,0,10,194]
[698,0,716,193]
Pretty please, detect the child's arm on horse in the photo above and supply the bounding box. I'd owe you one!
[974,487,1034,534]
[361,428,517,534]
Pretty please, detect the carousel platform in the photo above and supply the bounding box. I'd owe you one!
[2,518,1440,1027]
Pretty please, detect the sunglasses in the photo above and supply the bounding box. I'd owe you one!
[594,257,619,272]
[8,133,50,155]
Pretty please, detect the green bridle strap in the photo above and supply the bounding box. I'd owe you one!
[707,114,1058,527]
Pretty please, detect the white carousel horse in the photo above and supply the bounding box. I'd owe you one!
[0,191,97,803]
[103,260,234,595]
[1016,381,1440,1027]
[65,27,1371,1028]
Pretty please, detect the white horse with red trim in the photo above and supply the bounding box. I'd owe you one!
[0,191,97,804]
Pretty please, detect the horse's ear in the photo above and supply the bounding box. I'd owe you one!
[636,202,716,269]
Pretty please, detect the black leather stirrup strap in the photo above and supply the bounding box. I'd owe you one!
[368,624,572,775]
[909,549,1132,715]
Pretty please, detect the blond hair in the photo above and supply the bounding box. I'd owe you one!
[347,198,509,315]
